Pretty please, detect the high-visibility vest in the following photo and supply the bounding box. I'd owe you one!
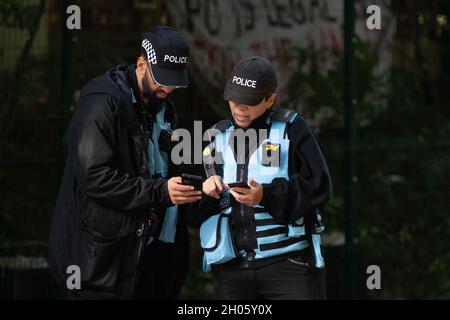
[200,110,325,272]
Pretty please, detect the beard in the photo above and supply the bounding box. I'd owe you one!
[141,73,168,106]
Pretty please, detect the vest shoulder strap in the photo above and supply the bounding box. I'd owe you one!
[269,108,299,140]
[270,108,298,124]
[213,119,233,132]
[163,98,177,128]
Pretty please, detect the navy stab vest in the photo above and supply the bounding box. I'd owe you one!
[200,109,325,272]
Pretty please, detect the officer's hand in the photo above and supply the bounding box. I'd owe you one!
[168,177,202,205]
[202,175,226,200]
[229,177,263,207]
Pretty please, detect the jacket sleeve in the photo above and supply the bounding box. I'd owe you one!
[259,117,332,224]
[70,95,173,212]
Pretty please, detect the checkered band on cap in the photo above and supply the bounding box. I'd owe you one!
[142,39,157,65]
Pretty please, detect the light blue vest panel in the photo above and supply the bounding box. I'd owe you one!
[146,105,178,244]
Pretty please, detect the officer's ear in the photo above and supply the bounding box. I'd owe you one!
[266,93,276,108]
[136,56,147,76]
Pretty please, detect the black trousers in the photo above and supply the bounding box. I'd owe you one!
[214,253,327,300]
[134,239,189,300]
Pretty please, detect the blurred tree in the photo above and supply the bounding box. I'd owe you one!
[284,0,450,299]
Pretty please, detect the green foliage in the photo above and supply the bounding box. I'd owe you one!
[285,35,389,130]
[0,53,60,257]
[285,33,450,299]
[0,0,45,30]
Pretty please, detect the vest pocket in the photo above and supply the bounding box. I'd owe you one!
[80,227,130,291]
[200,214,237,272]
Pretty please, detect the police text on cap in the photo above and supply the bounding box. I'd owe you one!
[164,55,188,64]
[232,76,257,88]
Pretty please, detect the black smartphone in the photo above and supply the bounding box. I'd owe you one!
[181,173,204,191]
[227,180,250,189]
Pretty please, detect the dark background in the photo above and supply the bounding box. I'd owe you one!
[0,0,449,299]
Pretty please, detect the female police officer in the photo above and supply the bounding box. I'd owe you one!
[188,56,332,300]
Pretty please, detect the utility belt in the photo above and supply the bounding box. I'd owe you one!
[214,247,313,271]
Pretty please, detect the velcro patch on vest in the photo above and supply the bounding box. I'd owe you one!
[218,192,231,212]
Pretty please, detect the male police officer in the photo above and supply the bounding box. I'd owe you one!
[49,26,202,300]
[189,56,332,299]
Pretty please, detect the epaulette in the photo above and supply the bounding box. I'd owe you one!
[213,119,233,132]
[270,108,299,123]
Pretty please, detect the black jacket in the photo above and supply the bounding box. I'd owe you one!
[48,64,186,298]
